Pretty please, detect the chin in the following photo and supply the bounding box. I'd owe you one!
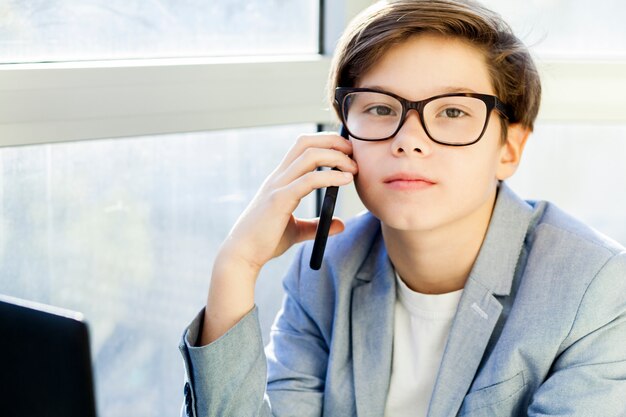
[366,202,438,232]
[357,189,418,229]
[385,216,436,233]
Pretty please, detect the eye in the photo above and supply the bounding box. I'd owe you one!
[366,105,396,116]
[438,107,467,118]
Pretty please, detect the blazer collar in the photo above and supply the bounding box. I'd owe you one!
[469,182,535,296]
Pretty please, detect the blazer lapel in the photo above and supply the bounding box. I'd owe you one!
[426,280,504,417]
[351,235,396,417]
[427,183,535,417]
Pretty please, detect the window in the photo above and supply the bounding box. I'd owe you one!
[509,123,626,246]
[480,0,626,58]
[0,0,320,63]
[0,125,316,416]
[0,1,327,416]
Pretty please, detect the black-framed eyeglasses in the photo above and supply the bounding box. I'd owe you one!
[335,87,514,146]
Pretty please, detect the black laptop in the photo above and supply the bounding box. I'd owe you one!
[0,294,97,417]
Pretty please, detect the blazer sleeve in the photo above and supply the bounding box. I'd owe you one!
[178,306,272,417]
[527,251,626,416]
[264,245,329,416]
[178,245,328,417]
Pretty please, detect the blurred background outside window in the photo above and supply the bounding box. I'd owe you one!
[0,0,319,63]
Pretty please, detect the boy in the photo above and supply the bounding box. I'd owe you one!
[179,1,626,416]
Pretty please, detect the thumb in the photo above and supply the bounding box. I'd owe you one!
[327,217,346,236]
[294,217,346,243]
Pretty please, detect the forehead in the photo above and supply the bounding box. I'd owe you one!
[356,34,494,99]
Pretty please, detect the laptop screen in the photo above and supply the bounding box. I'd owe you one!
[0,294,97,417]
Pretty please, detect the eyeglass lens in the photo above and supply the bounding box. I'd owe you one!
[343,92,489,144]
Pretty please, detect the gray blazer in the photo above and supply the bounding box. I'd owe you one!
[179,183,626,417]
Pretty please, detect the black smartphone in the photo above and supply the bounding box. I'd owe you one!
[309,126,349,270]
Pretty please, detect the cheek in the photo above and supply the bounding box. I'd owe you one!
[350,142,375,178]
[440,139,502,189]
[353,158,373,192]
[464,126,504,174]
[350,145,379,204]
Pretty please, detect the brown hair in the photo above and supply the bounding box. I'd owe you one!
[328,0,541,133]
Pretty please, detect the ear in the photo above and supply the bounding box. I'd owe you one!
[496,123,531,181]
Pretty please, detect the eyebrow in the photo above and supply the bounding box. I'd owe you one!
[360,84,479,96]
[439,86,479,94]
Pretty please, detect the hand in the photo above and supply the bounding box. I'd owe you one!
[201,132,357,344]
[217,131,358,275]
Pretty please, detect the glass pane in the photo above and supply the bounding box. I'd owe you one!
[508,123,626,246]
[1,0,319,64]
[482,0,626,58]
[0,124,316,417]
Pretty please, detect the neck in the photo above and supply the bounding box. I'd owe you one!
[382,190,497,295]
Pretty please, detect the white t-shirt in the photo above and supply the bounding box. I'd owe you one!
[383,273,463,417]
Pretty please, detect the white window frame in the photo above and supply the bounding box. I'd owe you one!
[0,56,332,147]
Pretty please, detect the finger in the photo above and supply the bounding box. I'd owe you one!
[264,169,353,219]
[275,147,358,187]
[328,218,347,236]
[281,169,354,204]
[257,170,353,250]
[278,133,353,171]
[292,217,346,244]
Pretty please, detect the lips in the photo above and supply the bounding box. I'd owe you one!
[383,173,436,190]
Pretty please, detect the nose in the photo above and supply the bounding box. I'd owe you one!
[391,110,432,156]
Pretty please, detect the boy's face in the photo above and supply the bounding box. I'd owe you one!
[351,34,527,233]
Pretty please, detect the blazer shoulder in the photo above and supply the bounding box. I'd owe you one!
[529,199,625,259]
[522,200,626,302]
